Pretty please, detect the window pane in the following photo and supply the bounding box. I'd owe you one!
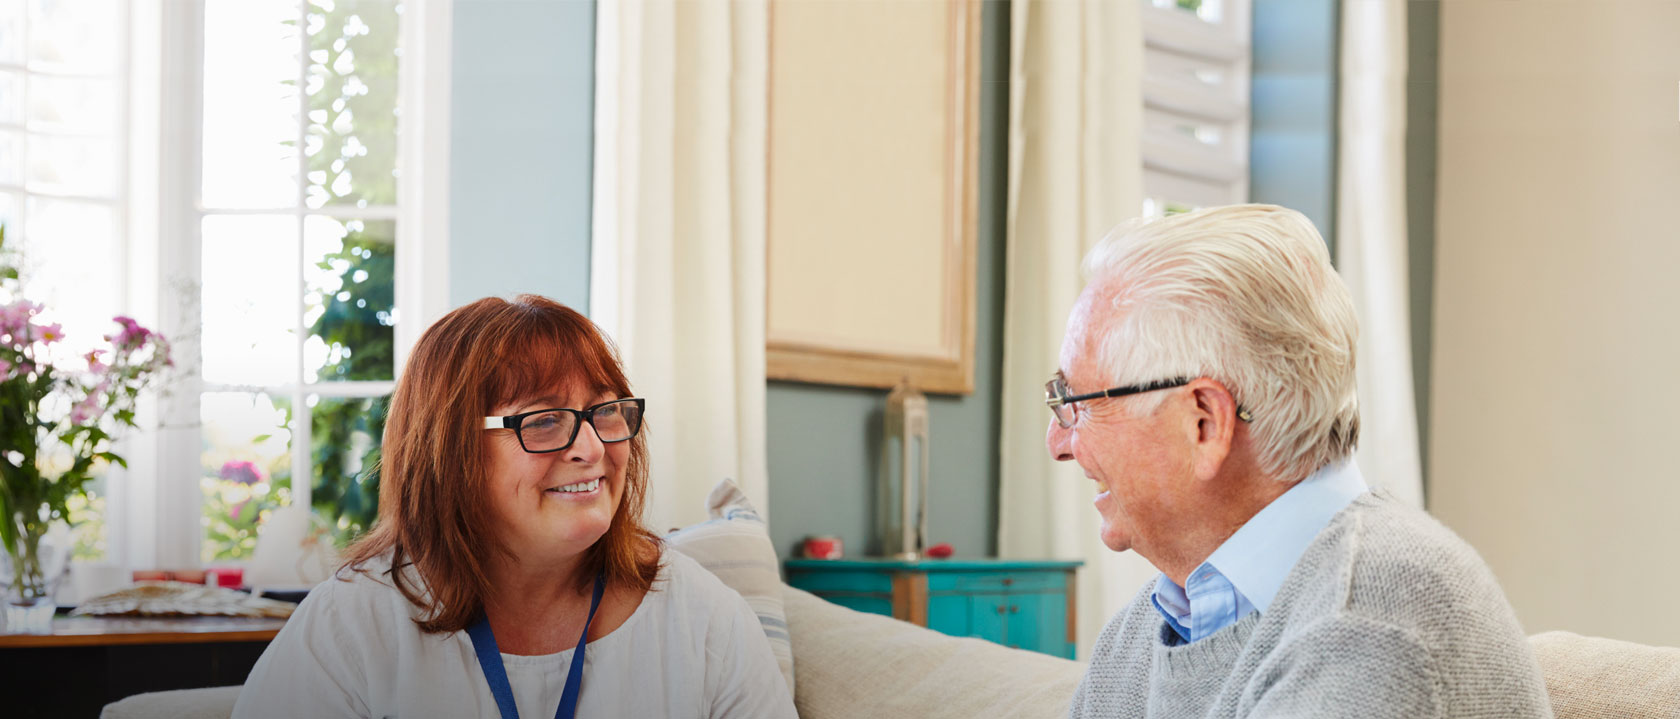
[29,75,117,135]
[201,391,294,562]
[0,193,16,233]
[0,3,22,65]
[27,0,119,74]
[304,0,400,208]
[304,216,394,382]
[68,475,108,560]
[21,197,120,346]
[201,214,300,386]
[201,0,301,209]
[310,393,388,547]
[0,71,23,125]
[27,134,115,197]
[1153,0,1224,23]
[0,130,21,186]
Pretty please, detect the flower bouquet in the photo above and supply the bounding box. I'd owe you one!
[0,226,172,631]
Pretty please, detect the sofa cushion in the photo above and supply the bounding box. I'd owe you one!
[665,479,796,695]
[782,584,1085,719]
[100,686,243,719]
[1530,630,1680,719]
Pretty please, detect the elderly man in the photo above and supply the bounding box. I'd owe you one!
[1047,205,1551,718]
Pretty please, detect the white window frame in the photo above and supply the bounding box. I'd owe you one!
[1140,0,1252,214]
[112,0,451,571]
[1,1,137,579]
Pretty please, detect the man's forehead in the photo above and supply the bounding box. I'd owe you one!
[1061,280,1127,375]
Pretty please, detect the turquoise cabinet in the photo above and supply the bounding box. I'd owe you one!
[785,558,1082,659]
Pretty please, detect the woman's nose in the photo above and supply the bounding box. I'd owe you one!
[565,420,606,462]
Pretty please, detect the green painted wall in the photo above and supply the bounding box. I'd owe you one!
[1250,0,1339,253]
[1406,1,1439,496]
[766,0,1010,561]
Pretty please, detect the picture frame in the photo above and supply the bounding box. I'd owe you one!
[764,0,980,395]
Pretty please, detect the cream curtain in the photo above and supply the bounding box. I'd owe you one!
[1336,0,1422,508]
[997,0,1150,659]
[590,0,770,531]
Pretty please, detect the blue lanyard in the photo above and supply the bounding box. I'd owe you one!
[467,571,606,719]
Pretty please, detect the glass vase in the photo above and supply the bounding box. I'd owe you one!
[1,521,69,634]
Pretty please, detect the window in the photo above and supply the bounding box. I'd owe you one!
[192,0,403,562]
[1140,0,1252,215]
[0,0,131,560]
[1,0,448,580]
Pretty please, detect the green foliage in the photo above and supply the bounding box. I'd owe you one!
[311,394,388,547]
[305,226,394,548]
[305,0,400,208]
[298,0,399,549]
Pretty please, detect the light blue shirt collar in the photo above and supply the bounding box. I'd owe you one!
[1151,459,1368,642]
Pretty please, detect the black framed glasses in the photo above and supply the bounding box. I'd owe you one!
[482,398,646,454]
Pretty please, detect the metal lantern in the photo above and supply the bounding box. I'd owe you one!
[878,380,930,560]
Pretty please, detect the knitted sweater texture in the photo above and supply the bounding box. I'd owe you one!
[1069,492,1554,718]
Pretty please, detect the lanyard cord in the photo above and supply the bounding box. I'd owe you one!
[467,570,608,719]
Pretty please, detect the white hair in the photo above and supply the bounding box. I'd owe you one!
[1081,204,1359,482]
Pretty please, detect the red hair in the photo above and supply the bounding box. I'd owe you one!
[341,295,660,633]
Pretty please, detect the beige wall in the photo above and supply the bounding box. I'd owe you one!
[1433,1,1680,646]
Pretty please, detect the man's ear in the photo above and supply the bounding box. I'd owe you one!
[1187,378,1239,481]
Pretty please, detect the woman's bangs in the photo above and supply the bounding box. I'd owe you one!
[484,322,625,411]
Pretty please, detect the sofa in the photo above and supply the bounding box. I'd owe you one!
[101,584,1680,718]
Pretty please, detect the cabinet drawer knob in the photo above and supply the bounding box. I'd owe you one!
[1009,605,1019,614]
[1001,578,1013,586]
[996,604,1008,614]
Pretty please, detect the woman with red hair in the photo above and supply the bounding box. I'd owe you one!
[235,295,794,718]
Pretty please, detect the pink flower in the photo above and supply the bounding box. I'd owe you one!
[84,350,109,375]
[69,395,102,424]
[0,300,41,336]
[37,322,64,345]
[219,460,263,486]
[228,500,248,522]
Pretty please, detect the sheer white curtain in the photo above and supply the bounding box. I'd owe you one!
[997,0,1151,658]
[1336,0,1422,507]
[590,0,770,530]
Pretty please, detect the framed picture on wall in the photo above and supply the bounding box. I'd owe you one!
[764,0,980,395]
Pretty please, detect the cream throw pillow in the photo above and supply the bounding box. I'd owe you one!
[665,479,795,694]
[1530,630,1680,719]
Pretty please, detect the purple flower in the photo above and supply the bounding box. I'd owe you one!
[109,315,154,351]
[219,460,263,486]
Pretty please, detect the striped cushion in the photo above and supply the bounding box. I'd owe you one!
[666,479,795,694]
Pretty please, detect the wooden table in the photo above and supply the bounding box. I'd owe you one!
[0,614,286,648]
[0,614,287,719]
